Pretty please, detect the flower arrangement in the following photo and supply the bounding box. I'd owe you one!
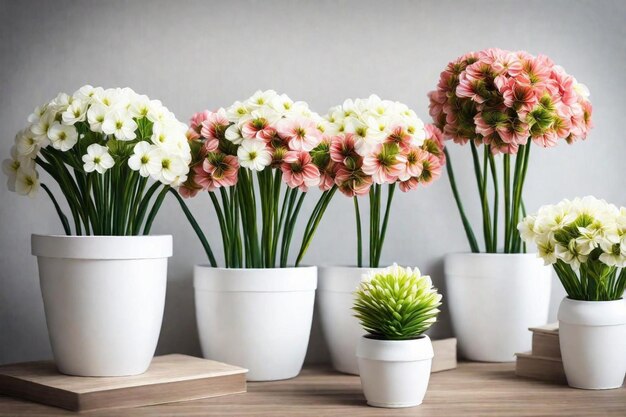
[3,85,190,235]
[519,197,626,301]
[176,90,336,268]
[429,48,593,253]
[353,264,442,339]
[324,95,446,267]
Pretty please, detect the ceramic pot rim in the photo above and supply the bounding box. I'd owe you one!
[31,234,173,259]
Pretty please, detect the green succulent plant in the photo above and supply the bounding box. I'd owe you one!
[353,264,442,340]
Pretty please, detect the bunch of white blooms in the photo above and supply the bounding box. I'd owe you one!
[324,94,426,156]
[3,85,191,197]
[519,196,626,269]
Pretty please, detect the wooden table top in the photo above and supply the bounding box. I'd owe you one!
[0,362,623,416]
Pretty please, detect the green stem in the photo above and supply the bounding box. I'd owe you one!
[503,154,511,253]
[374,183,395,268]
[488,151,499,252]
[41,183,71,235]
[443,148,479,253]
[354,196,363,267]
[169,189,217,267]
[142,185,170,235]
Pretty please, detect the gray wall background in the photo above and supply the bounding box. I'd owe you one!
[1,0,624,365]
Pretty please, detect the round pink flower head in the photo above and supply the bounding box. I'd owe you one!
[362,143,407,184]
[200,108,229,141]
[281,150,320,192]
[330,133,360,167]
[188,110,211,140]
[334,166,373,197]
[202,153,239,188]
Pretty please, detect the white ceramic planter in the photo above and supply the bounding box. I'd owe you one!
[444,253,551,362]
[357,335,433,408]
[194,265,317,381]
[317,266,384,375]
[558,298,626,389]
[32,234,171,377]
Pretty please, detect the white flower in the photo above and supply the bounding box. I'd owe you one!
[225,124,245,145]
[517,215,537,242]
[73,84,99,102]
[147,149,188,185]
[225,100,251,123]
[573,80,590,99]
[82,144,114,174]
[128,142,160,177]
[536,235,558,265]
[61,99,88,125]
[102,110,137,140]
[27,105,46,124]
[237,139,272,171]
[15,167,39,197]
[246,90,278,109]
[129,94,151,119]
[15,129,43,158]
[87,103,108,133]
[30,111,56,143]
[3,146,35,192]
[48,123,78,151]
[147,101,175,123]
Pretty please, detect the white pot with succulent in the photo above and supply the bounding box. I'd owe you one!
[3,85,190,376]
[429,49,593,361]
[520,196,626,390]
[173,90,336,381]
[354,264,442,408]
[318,95,447,374]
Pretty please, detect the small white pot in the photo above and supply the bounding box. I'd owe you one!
[558,297,626,389]
[194,265,317,381]
[317,266,384,375]
[357,335,433,408]
[32,234,171,377]
[444,253,551,361]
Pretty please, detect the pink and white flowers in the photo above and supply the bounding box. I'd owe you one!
[324,95,445,199]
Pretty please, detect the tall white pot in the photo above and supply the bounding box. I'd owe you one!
[194,265,317,381]
[444,253,551,361]
[558,298,626,389]
[32,234,171,376]
[357,335,433,408]
[317,266,383,375]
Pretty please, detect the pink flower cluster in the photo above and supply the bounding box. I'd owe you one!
[328,124,445,196]
[428,48,593,154]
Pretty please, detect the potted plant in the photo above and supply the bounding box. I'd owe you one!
[519,196,626,389]
[316,95,446,374]
[173,90,336,381]
[353,264,442,408]
[3,85,190,376]
[428,48,594,361]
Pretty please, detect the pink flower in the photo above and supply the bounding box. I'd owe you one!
[179,180,202,198]
[200,108,229,140]
[419,152,442,185]
[281,151,320,191]
[201,154,239,188]
[318,161,337,191]
[423,124,446,164]
[188,110,211,140]
[241,112,277,140]
[276,117,322,152]
[330,133,360,165]
[532,129,559,148]
[193,164,217,191]
[400,147,425,180]
[334,166,372,197]
[500,78,538,112]
[456,72,486,104]
[362,145,406,184]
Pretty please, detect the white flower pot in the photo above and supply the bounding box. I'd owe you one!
[357,335,433,408]
[32,234,171,377]
[444,253,551,361]
[194,265,317,381]
[558,297,626,389]
[317,266,384,375]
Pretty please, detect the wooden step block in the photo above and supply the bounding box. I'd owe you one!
[432,338,457,373]
[515,352,566,385]
[0,354,247,412]
[530,322,560,359]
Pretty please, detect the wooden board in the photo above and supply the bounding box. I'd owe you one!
[515,351,566,384]
[0,354,247,412]
[532,331,561,358]
[432,338,457,372]
[0,363,623,416]
[529,322,559,335]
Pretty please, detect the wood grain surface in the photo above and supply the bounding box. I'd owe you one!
[0,362,623,416]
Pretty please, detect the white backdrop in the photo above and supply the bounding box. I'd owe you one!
[1,0,624,364]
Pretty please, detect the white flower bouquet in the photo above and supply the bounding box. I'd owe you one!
[3,85,191,235]
[519,196,626,300]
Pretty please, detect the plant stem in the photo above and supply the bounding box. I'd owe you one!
[374,183,395,268]
[443,148,479,253]
[354,196,363,267]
